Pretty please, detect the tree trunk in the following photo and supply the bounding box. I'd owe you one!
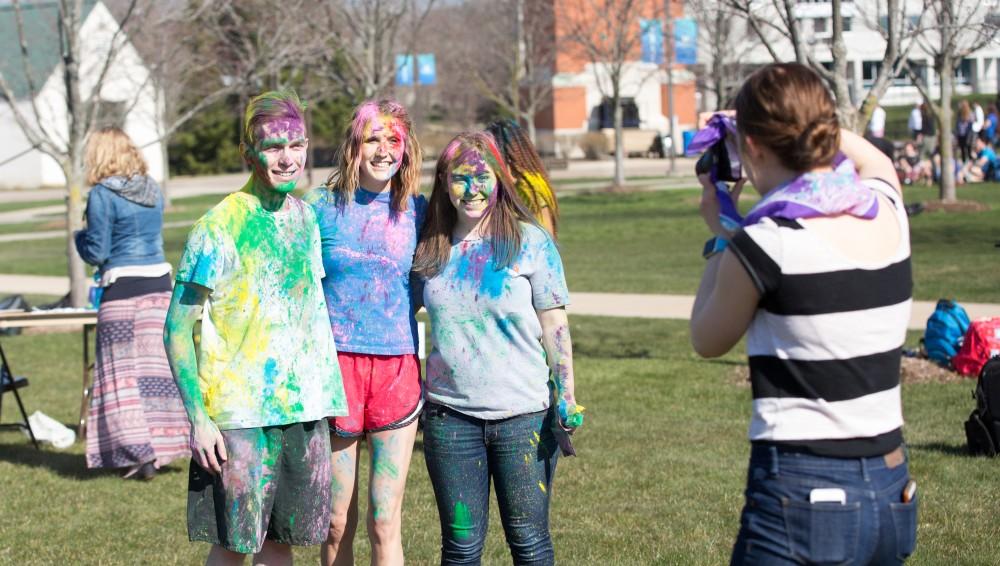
[305,105,314,186]
[829,0,856,131]
[613,93,625,189]
[66,165,89,307]
[938,58,957,202]
[160,136,172,207]
[712,8,725,111]
[856,94,878,135]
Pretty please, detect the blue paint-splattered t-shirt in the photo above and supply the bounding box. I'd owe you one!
[422,223,569,419]
[176,192,347,430]
[304,187,426,355]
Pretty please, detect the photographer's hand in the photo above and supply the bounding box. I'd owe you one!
[699,175,746,238]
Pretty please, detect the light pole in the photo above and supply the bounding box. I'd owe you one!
[664,0,676,175]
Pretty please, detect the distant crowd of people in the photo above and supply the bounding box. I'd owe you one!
[868,99,1000,187]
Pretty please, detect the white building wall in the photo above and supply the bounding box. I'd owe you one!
[710,0,1000,107]
[0,100,47,189]
[0,1,163,190]
[555,61,676,134]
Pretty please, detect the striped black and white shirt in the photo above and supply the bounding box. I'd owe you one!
[728,178,912,458]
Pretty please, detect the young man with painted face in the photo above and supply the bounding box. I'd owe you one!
[412,132,583,565]
[304,99,425,566]
[164,90,347,565]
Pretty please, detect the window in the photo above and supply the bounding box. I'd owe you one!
[863,59,925,88]
[595,98,640,129]
[843,17,852,31]
[813,17,828,33]
[954,59,973,86]
[862,61,881,89]
[880,14,922,32]
[907,60,928,86]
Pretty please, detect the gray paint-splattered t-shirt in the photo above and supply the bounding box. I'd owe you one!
[422,223,569,419]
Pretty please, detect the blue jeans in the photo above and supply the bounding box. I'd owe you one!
[731,444,918,565]
[422,403,559,566]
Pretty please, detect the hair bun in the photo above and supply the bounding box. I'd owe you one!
[788,117,840,171]
[733,63,841,172]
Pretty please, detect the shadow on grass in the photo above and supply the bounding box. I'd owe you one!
[704,359,748,367]
[575,344,652,359]
[0,440,191,481]
[0,441,114,480]
[908,441,972,457]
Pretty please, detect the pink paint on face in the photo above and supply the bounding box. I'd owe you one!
[358,113,407,192]
[251,117,307,193]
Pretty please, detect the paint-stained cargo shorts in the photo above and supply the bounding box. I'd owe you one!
[329,352,423,437]
[187,420,332,554]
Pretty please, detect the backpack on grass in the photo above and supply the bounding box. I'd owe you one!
[922,299,970,366]
[965,357,1000,456]
[953,317,1000,377]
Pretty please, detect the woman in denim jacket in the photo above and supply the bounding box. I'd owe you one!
[75,127,189,480]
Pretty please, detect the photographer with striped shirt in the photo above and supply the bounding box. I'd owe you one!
[690,63,917,565]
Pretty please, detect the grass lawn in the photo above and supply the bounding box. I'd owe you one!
[0,182,998,304]
[0,198,62,214]
[0,319,998,564]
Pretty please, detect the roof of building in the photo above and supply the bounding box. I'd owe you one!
[0,0,98,100]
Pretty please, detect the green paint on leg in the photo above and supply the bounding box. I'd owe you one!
[371,437,400,480]
[452,501,474,541]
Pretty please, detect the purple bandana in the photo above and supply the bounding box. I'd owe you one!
[687,113,880,228]
[742,156,879,226]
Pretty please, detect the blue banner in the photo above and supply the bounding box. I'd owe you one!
[640,19,664,65]
[674,18,697,65]
[395,54,414,87]
[417,53,436,86]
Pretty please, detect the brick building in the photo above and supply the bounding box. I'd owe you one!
[533,0,698,157]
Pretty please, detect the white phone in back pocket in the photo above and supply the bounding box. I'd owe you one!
[809,488,846,504]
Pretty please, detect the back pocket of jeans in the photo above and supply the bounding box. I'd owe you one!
[782,498,861,565]
[890,498,917,560]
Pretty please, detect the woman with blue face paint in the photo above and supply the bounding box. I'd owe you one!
[413,132,583,565]
[690,63,917,564]
[304,99,426,566]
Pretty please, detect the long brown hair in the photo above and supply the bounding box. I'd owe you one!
[958,100,972,122]
[324,99,422,212]
[733,63,840,173]
[413,132,536,278]
[85,127,148,186]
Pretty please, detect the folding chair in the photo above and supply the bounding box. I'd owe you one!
[0,340,38,449]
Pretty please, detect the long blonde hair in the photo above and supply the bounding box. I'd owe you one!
[324,99,422,212]
[85,127,148,186]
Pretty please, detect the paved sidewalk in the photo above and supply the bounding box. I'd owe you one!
[568,292,1000,330]
[0,157,696,200]
[0,275,996,331]
[0,219,194,243]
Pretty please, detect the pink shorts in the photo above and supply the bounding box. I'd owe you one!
[329,352,423,437]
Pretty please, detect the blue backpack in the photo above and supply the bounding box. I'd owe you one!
[923,299,971,366]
